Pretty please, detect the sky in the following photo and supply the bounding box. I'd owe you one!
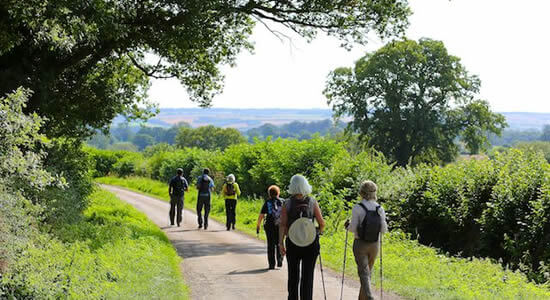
[148,0,550,112]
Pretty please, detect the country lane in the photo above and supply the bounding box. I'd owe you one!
[102,184,401,300]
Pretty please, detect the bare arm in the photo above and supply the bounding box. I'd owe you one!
[256,214,265,231]
[314,202,325,234]
[278,205,288,256]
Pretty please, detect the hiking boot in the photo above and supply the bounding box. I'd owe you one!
[277,261,283,268]
[177,222,181,227]
[268,266,275,270]
[198,224,202,229]
[232,224,235,230]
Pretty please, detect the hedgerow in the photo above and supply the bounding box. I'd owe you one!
[86,136,550,283]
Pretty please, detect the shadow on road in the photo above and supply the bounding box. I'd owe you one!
[173,239,266,259]
[227,268,270,275]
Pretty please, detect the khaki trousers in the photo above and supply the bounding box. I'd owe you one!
[353,239,379,300]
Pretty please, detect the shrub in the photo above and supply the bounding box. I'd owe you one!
[111,152,144,177]
[85,147,119,177]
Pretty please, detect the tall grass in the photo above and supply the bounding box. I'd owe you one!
[97,176,550,300]
[2,188,189,299]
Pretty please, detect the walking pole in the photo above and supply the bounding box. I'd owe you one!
[318,251,328,300]
[340,228,349,300]
[380,234,383,300]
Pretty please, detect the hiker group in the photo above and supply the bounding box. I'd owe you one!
[169,168,387,300]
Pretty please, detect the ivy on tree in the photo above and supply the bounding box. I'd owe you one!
[324,38,507,166]
[0,0,411,138]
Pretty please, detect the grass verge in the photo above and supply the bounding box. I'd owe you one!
[2,187,189,299]
[96,176,550,300]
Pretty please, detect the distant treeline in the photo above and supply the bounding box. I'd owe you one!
[245,119,345,141]
[489,125,550,146]
[86,119,345,150]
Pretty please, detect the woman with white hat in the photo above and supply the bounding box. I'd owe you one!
[279,174,325,300]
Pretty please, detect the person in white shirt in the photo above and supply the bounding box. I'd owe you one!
[345,180,388,300]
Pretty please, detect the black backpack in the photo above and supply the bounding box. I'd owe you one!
[358,203,382,242]
[199,175,211,193]
[226,183,236,196]
[172,176,187,195]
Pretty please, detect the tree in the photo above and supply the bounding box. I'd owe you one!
[325,38,506,166]
[176,125,246,150]
[132,133,155,150]
[0,0,410,138]
[459,100,507,154]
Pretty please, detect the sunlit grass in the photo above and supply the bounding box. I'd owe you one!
[6,187,190,299]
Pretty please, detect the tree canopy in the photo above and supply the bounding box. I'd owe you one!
[0,0,411,138]
[325,38,507,166]
[176,125,246,150]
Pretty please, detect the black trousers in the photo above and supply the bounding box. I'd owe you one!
[286,237,320,300]
[196,195,211,228]
[225,199,237,229]
[264,223,282,268]
[169,194,184,225]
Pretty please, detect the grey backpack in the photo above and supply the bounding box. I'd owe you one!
[358,203,382,242]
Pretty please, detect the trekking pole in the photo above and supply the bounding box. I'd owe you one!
[380,234,383,300]
[340,228,349,300]
[318,252,328,300]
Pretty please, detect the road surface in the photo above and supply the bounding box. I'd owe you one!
[102,185,401,300]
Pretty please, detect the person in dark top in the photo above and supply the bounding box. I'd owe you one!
[256,185,284,269]
[279,175,325,300]
[196,168,215,230]
[169,168,189,227]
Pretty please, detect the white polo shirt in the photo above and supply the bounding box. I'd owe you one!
[347,199,388,239]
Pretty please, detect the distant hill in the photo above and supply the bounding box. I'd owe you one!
[114,108,333,131]
[499,112,550,130]
[114,108,549,131]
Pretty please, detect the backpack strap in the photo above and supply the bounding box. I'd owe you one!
[359,203,381,215]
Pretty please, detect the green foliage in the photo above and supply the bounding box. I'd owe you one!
[1,0,410,138]
[1,189,189,299]
[98,176,550,299]
[175,125,247,150]
[38,139,94,225]
[109,142,139,152]
[221,137,345,197]
[246,119,344,141]
[515,141,550,163]
[0,88,53,192]
[132,133,155,150]
[489,129,542,147]
[143,142,177,157]
[86,147,119,177]
[325,38,506,166]
[380,150,550,282]
[459,100,507,154]
[0,88,54,280]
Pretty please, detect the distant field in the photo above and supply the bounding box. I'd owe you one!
[115,108,549,131]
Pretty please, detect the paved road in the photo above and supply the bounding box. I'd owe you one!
[102,185,401,300]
